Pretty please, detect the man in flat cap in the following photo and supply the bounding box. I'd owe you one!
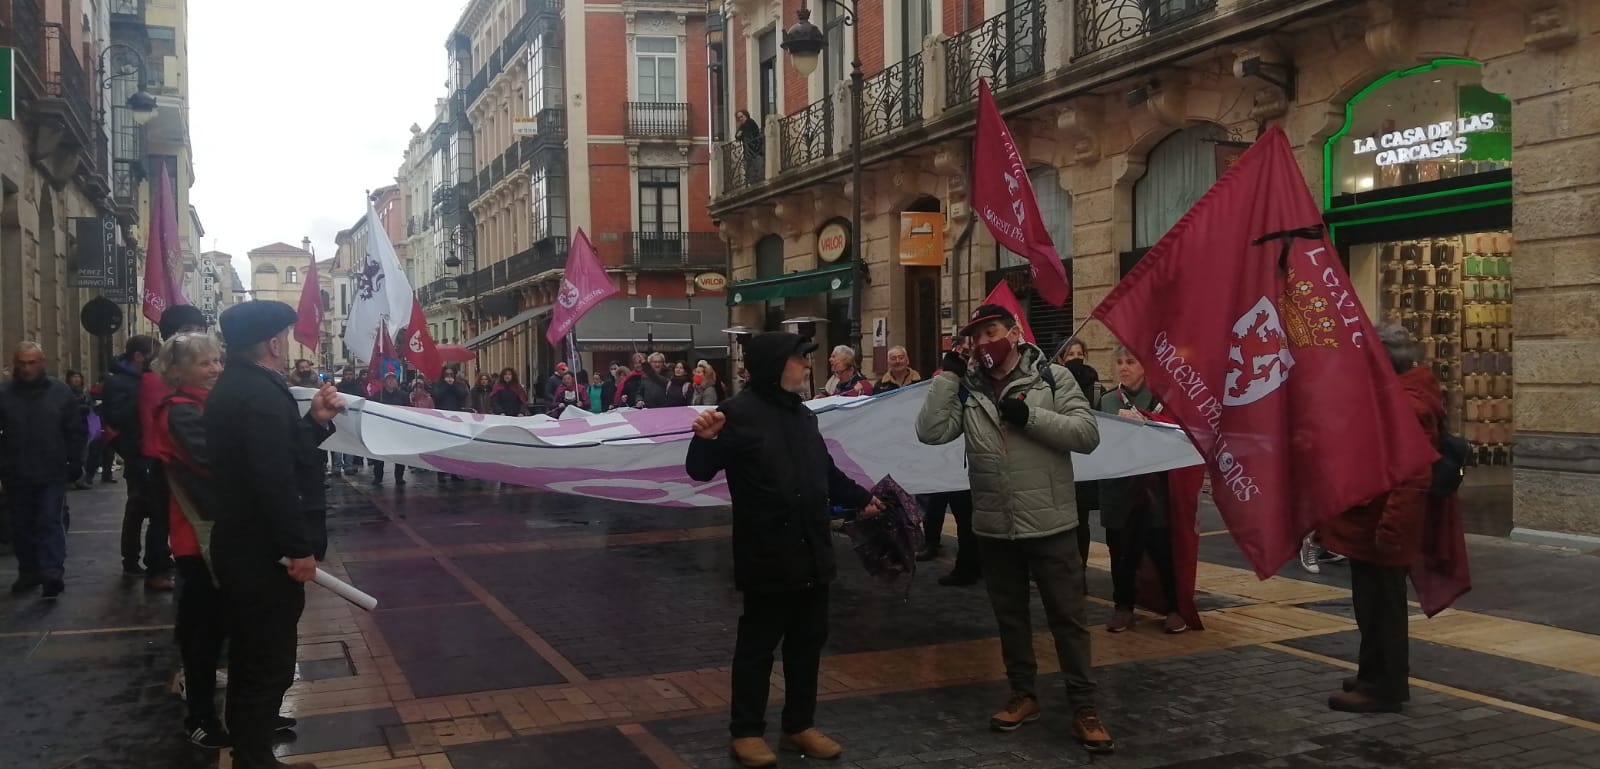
[206,300,343,769]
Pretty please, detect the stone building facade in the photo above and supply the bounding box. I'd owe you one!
[709,0,1600,536]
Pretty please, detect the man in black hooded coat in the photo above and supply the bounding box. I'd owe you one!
[686,331,882,768]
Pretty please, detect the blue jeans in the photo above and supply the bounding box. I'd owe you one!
[7,482,67,579]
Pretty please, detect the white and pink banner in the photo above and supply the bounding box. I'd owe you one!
[299,382,1203,507]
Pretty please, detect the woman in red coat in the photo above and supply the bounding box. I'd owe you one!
[1318,324,1440,714]
[149,333,231,748]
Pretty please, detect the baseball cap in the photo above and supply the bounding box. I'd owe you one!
[958,303,1017,337]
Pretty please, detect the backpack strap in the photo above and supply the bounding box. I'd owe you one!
[1037,362,1058,394]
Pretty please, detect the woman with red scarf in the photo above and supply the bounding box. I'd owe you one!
[490,368,529,416]
[148,333,230,750]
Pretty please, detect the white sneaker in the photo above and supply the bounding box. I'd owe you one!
[1299,536,1321,574]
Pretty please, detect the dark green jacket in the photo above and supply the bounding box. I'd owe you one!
[1098,385,1171,529]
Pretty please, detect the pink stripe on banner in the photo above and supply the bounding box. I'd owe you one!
[422,454,730,507]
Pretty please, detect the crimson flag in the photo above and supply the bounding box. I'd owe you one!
[980,281,1034,345]
[972,77,1069,307]
[368,320,401,383]
[293,256,323,352]
[1091,125,1436,579]
[141,164,187,323]
[403,297,443,378]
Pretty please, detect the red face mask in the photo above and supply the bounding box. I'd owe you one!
[693,375,704,385]
[975,336,1015,370]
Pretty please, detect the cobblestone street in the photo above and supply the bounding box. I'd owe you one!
[5,474,1600,769]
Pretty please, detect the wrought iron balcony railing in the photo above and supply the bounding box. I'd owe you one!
[625,231,724,268]
[626,101,691,138]
[861,55,923,143]
[717,138,763,194]
[944,0,1046,108]
[780,97,832,172]
[1074,0,1218,58]
[464,69,488,107]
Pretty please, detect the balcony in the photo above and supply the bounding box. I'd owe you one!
[717,138,763,194]
[462,236,569,296]
[944,0,1046,108]
[779,97,832,172]
[626,232,724,269]
[626,101,691,139]
[861,55,923,143]
[464,69,488,108]
[1074,0,1218,59]
[418,275,460,307]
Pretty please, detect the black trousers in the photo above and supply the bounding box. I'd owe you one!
[221,571,305,766]
[371,461,405,481]
[1105,525,1178,611]
[1350,559,1410,701]
[977,531,1096,709]
[920,491,981,577]
[86,438,115,480]
[729,586,829,738]
[176,556,228,724]
[120,459,172,575]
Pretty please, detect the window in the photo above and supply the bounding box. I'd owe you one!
[822,4,847,95]
[340,284,348,316]
[758,31,778,119]
[532,161,569,242]
[530,32,564,114]
[635,37,678,103]
[285,266,299,284]
[755,234,784,279]
[1134,123,1227,248]
[637,168,682,262]
[901,0,931,62]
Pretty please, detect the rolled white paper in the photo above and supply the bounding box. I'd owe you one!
[278,558,379,611]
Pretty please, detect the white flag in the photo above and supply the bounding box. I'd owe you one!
[343,202,414,363]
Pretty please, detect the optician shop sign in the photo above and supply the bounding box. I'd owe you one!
[1350,113,1498,167]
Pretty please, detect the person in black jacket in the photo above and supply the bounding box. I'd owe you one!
[332,367,368,476]
[205,301,342,769]
[685,331,882,768]
[430,368,469,482]
[2,342,88,598]
[639,352,672,408]
[1056,337,1101,576]
[369,373,409,485]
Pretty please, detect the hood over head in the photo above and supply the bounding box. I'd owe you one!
[744,332,818,386]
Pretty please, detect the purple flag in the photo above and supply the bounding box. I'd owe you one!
[547,229,617,346]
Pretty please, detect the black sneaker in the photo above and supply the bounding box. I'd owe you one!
[123,563,146,577]
[185,718,229,749]
[41,579,64,599]
[274,715,297,732]
[10,575,41,594]
[938,572,980,587]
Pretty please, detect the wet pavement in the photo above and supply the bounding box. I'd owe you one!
[5,469,1600,769]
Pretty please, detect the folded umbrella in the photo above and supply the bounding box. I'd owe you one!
[839,475,925,596]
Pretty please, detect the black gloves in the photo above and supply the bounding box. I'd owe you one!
[997,396,1030,428]
[940,350,968,378]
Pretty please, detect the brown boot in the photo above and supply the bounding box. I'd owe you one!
[1329,690,1403,713]
[1072,706,1116,754]
[728,737,778,768]
[1163,613,1188,634]
[779,728,842,760]
[145,574,175,591]
[1106,608,1135,633]
[988,693,1041,732]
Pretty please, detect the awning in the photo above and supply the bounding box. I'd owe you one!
[463,304,552,350]
[727,263,853,306]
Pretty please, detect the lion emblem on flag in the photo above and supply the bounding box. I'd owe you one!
[1224,297,1295,407]
[557,278,580,309]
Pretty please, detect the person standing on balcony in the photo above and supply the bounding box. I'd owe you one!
[736,110,763,184]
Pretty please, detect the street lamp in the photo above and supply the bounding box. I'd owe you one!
[96,43,159,124]
[783,3,865,360]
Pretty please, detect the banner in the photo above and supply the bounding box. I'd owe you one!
[142,164,188,323]
[547,229,618,346]
[303,380,1202,507]
[403,297,443,378]
[1091,125,1435,578]
[979,281,1034,345]
[69,215,119,288]
[971,77,1070,307]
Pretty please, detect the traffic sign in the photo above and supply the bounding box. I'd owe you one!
[630,306,702,325]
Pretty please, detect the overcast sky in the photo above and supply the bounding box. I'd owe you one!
[190,1,466,288]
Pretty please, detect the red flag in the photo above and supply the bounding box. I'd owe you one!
[547,229,618,346]
[980,282,1034,345]
[402,297,443,378]
[972,78,1069,307]
[141,164,187,323]
[1091,125,1436,579]
[368,320,401,382]
[293,256,323,351]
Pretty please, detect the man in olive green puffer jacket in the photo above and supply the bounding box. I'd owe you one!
[915,304,1114,755]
